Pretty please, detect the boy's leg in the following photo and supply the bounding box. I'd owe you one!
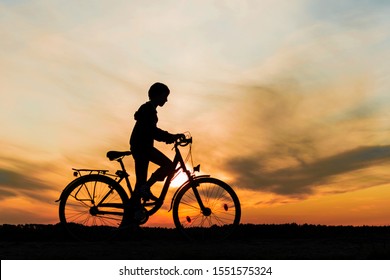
[133,153,149,192]
[147,147,174,186]
[137,148,173,201]
[124,152,149,225]
[133,147,172,201]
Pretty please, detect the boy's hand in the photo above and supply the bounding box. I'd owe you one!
[176,133,186,141]
[165,133,185,144]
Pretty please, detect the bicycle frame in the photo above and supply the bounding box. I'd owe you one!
[58,134,241,241]
[108,142,194,203]
[140,141,210,216]
[108,140,210,217]
[58,138,208,219]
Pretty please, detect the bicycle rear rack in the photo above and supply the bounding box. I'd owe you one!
[72,168,109,177]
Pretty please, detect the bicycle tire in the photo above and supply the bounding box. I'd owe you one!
[59,174,128,241]
[172,177,241,240]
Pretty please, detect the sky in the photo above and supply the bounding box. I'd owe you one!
[1,0,390,227]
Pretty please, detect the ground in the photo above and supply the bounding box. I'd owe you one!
[1,224,389,260]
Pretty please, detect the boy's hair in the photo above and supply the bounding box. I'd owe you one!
[148,82,170,100]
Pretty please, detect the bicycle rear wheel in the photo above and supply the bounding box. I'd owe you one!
[59,174,128,241]
[172,177,241,240]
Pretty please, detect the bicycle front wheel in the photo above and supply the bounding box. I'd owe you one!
[59,174,128,241]
[172,177,241,240]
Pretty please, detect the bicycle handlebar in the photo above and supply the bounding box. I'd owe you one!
[175,133,192,147]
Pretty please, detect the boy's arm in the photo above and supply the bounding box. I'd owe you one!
[135,102,178,143]
[154,127,178,144]
[155,125,184,144]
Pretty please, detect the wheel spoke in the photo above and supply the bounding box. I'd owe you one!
[59,175,128,241]
[173,178,241,240]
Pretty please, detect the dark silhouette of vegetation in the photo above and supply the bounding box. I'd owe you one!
[1,223,390,260]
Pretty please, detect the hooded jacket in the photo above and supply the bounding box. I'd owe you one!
[130,101,171,152]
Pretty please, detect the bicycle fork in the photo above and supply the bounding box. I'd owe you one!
[190,182,212,216]
[169,175,211,213]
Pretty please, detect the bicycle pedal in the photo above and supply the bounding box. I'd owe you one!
[134,207,149,225]
[141,194,158,202]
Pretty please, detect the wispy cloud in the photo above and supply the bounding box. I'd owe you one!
[0,168,56,202]
[191,7,390,201]
[226,145,390,196]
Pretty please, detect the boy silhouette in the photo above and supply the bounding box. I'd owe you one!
[130,82,183,202]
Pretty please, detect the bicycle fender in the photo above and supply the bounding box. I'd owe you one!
[168,175,210,212]
[55,174,120,202]
[55,177,82,202]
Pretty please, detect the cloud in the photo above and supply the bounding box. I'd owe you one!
[225,145,390,196]
[0,168,56,203]
[195,11,390,200]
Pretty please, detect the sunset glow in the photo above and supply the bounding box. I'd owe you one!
[1,0,390,226]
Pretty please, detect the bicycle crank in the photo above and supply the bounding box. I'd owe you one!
[134,207,149,225]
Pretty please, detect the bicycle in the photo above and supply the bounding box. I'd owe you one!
[57,133,241,241]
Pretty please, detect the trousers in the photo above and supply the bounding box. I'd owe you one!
[132,147,173,192]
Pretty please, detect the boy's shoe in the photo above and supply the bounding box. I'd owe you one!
[139,185,158,201]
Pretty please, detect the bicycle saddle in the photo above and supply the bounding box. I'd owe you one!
[106,151,132,161]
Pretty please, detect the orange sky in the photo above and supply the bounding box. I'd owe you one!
[1,0,390,226]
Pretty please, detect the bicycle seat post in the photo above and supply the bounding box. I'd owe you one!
[115,157,133,196]
[117,158,125,173]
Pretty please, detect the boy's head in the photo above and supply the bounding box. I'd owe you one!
[148,82,170,107]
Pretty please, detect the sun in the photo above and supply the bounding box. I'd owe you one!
[170,170,191,188]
